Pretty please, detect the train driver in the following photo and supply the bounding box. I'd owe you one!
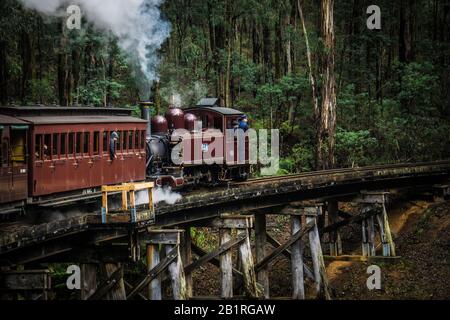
[110,131,119,160]
[238,115,249,132]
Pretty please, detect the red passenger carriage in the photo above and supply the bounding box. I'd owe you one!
[0,106,147,214]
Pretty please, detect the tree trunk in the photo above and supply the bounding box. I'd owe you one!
[262,23,272,79]
[399,0,414,63]
[72,47,80,105]
[20,32,33,104]
[57,21,68,106]
[286,11,296,127]
[297,0,320,151]
[318,0,337,170]
[0,41,7,104]
[106,42,115,106]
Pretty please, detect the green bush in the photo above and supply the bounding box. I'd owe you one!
[335,128,378,167]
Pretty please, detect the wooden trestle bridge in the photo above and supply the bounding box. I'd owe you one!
[0,161,449,300]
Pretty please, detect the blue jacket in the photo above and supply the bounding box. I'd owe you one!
[238,120,249,132]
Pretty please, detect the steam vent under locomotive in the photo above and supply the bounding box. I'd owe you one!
[0,98,250,215]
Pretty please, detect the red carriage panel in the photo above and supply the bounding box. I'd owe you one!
[183,107,249,166]
[23,116,147,198]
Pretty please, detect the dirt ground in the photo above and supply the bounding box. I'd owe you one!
[326,199,450,300]
[192,198,450,300]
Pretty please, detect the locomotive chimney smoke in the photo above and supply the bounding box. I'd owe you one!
[140,101,153,139]
[172,93,182,108]
[18,0,171,90]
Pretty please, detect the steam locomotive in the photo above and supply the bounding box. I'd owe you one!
[0,98,250,216]
[145,98,250,188]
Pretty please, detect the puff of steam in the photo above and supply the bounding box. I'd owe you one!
[135,187,182,205]
[19,0,171,81]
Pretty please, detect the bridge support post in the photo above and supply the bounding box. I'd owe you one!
[361,207,376,257]
[142,230,187,300]
[254,214,269,298]
[165,243,187,300]
[216,215,260,298]
[81,264,97,300]
[327,201,342,256]
[286,205,330,300]
[146,243,162,300]
[237,227,259,298]
[181,227,193,298]
[102,263,127,300]
[358,192,395,257]
[290,214,305,299]
[219,228,233,298]
[303,206,330,299]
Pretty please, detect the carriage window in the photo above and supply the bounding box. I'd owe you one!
[201,115,209,128]
[122,131,128,151]
[135,131,140,149]
[140,131,145,150]
[76,132,82,154]
[128,131,133,151]
[11,129,27,165]
[35,134,42,160]
[116,131,122,151]
[93,131,100,155]
[60,133,67,158]
[83,132,90,155]
[68,133,74,157]
[214,117,223,130]
[103,131,109,153]
[52,133,58,157]
[44,134,51,160]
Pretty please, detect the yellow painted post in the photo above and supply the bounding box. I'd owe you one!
[130,190,137,223]
[122,185,128,211]
[148,187,153,210]
[101,191,108,224]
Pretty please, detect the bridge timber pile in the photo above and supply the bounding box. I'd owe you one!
[1,161,449,300]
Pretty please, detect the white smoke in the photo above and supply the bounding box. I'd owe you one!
[136,187,182,205]
[19,0,171,84]
[40,208,84,223]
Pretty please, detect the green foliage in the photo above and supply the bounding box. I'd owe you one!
[393,62,439,114]
[335,128,378,167]
[28,79,54,104]
[76,79,124,106]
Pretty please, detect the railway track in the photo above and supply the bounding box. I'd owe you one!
[231,161,450,186]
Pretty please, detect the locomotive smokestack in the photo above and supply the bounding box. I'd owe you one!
[140,101,153,139]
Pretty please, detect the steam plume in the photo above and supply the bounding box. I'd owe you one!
[19,0,170,85]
